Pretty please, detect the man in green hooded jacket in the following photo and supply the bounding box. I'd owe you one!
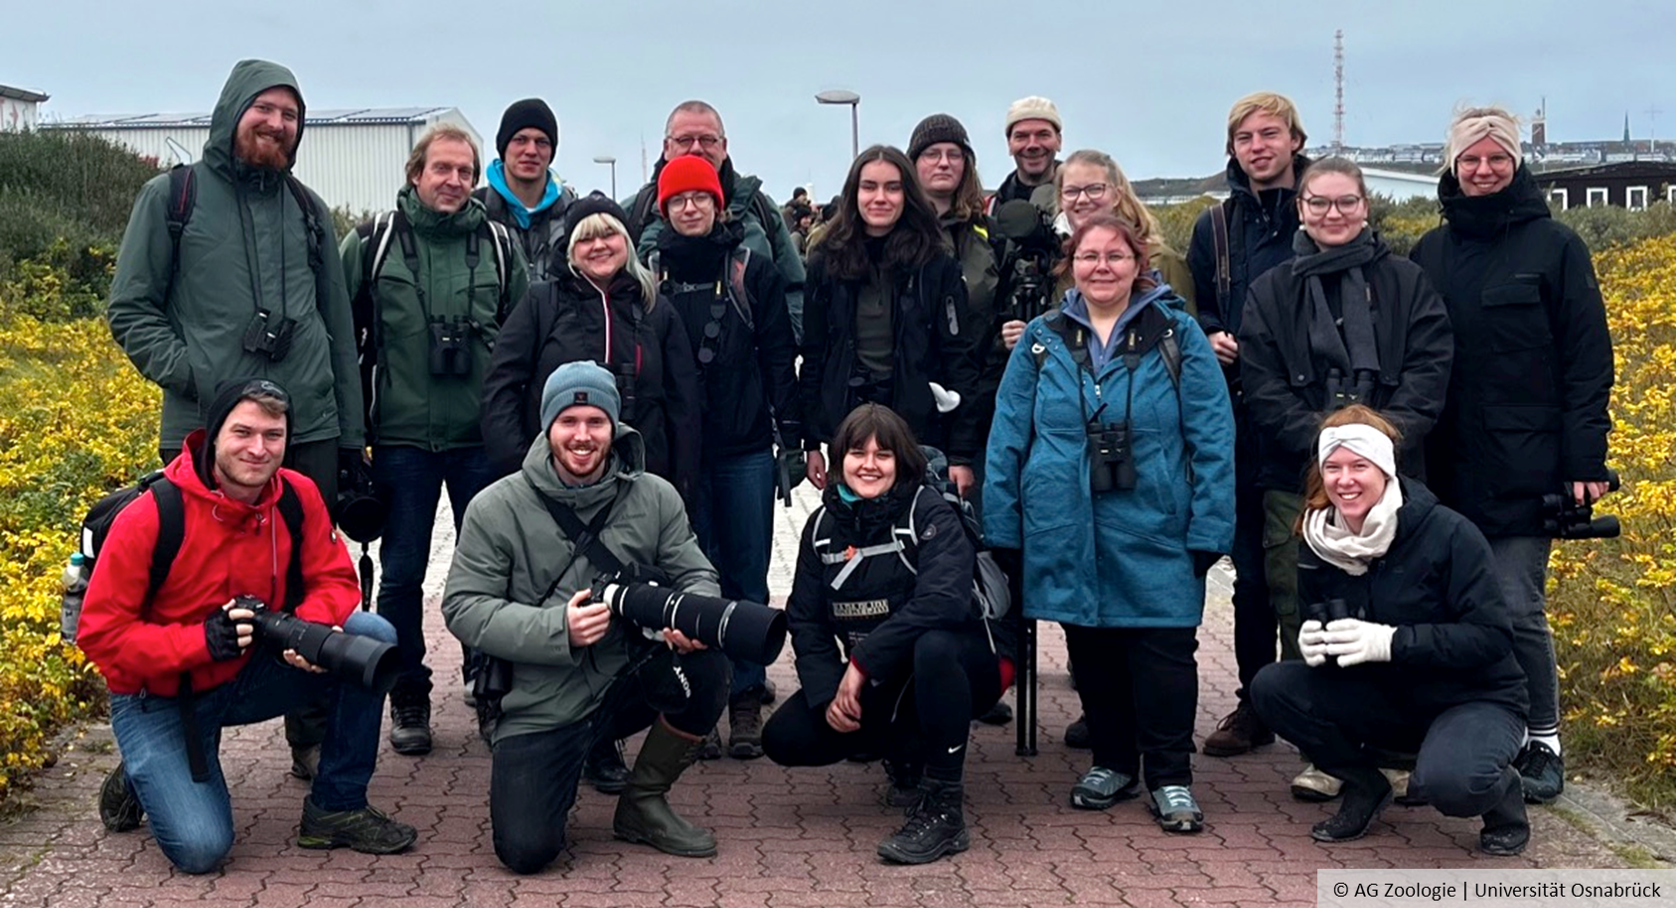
[339,125,529,757]
[107,59,365,781]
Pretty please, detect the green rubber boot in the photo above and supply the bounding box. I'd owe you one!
[612,718,717,857]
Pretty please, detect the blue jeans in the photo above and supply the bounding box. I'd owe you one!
[691,447,776,697]
[1488,536,1557,733]
[373,444,499,698]
[108,611,397,874]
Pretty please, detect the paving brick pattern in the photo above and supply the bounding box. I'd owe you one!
[0,488,1625,907]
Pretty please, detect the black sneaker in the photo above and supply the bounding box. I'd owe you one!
[977,701,1014,726]
[98,762,143,833]
[1064,714,1091,749]
[389,695,433,756]
[582,738,630,794]
[1311,770,1393,843]
[1515,741,1564,804]
[297,797,417,854]
[877,781,968,864]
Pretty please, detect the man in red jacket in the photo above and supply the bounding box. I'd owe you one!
[77,378,416,873]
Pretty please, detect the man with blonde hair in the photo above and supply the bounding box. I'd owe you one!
[339,124,529,755]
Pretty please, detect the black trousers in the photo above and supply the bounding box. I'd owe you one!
[1229,403,1276,701]
[1063,625,1199,788]
[490,647,729,875]
[762,628,1001,781]
[1251,661,1525,817]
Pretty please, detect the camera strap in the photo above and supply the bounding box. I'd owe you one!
[532,479,633,584]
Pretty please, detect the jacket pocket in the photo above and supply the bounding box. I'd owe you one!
[1481,281,1552,353]
[1481,405,1561,496]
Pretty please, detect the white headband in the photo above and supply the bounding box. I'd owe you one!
[1318,424,1397,479]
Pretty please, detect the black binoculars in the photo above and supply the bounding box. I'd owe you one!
[1087,420,1136,494]
[1325,368,1377,413]
[1541,470,1622,540]
[1304,597,1363,626]
[428,317,475,377]
[242,311,297,362]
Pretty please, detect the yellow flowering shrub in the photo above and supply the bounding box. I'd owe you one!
[1549,233,1676,807]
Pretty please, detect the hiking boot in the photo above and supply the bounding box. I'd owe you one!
[98,762,143,833]
[1201,701,1274,756]
[1480,768,1531,856]
[297,797,417,854]
[388,694,433,756]
[1070,766,1138,811]
[1514,741,1564,804]
[290,745,320,781]
[1064,714,1091,749]
[1310,769,1392,843]
[695,727,723,761]
[977,700,1013,726]
[877,779,969,864]
[582,738,630,794]
[1148,785,1205,834]
[613,719,716,857]
[727,695,764,760]
[1291,764,1343,802]
[883,757,925,808]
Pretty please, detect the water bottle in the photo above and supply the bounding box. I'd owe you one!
[60,553,89,644]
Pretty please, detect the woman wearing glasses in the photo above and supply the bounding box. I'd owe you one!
[985,213,1234,833]
[1236,157,1454,798]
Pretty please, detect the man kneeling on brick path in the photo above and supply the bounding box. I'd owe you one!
[78,378,417,874]
[443,361,729,874]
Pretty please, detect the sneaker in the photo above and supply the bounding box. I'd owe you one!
[290,745,320,781]
[389,696,433,756]
[695,727,723,761]
[877,780,968,865]
[1201,701,1275,757]
[977,701,1014,726]
[1070,766,1138,811]
[297,797,417,854]
[1310,769,1393,843]
[582,738,630,794]
[1515,741,1564,804]
[1148,785,1205,834]
[1064,714,1091,750]
[728,697,764,760]
[1290,764,1342,802]
[98,762,143,833]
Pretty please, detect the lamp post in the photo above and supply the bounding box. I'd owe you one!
[592,155,617,197]
[815,89,861,160]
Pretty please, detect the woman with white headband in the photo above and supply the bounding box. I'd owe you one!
[1249,405,1531,856]
[1410,106,1614,805]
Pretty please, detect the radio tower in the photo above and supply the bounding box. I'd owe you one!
[1333,29,1345,155]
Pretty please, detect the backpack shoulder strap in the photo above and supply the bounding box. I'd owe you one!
[145,477,185,607]
[483,219,516,322]
[163,166,197,296]
[750,191,779,242]
[276,478,307,612]
[391,209,420,281]
[1210,201,1232,312]
[1159,325,1183,391]
[725,246,755,331]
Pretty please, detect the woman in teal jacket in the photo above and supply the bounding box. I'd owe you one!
[984,213,1234,833]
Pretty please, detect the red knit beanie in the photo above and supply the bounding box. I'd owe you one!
[657,156,724,216]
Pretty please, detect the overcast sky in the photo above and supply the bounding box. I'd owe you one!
[6,0,1673,202]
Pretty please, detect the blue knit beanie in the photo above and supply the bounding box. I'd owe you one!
[540,361,621,431]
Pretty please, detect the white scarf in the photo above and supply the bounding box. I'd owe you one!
[1303,478,1403,576]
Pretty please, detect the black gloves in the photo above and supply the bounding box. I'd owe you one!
[1191,550,1222,579]
[203,606,251,662]
[338,447,370,495]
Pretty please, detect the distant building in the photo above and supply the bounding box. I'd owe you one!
[0,83,48,132]
[1537,161,1676,210]
[43,107,481,213]
[1361,167,1437,202]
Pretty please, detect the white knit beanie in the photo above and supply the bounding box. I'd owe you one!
[1005,96,1062,135]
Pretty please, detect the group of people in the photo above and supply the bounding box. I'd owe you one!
[76,57,1614,878]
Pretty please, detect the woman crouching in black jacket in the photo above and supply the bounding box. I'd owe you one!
[1250,405,1530,856]
[763,404,1011,866]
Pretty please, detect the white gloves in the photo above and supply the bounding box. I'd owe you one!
[1298,620,1330,667]
[1321,618,1396,667]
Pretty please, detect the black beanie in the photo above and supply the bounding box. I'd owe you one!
[198,377,293,489]
[564,191,632,239]
[496,98,558,159]
[908,113,973,162]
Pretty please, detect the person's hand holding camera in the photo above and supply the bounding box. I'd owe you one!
[204,599,257,661]
[1298,619,1330,668]
[662,628,706,654]
[566,588,612,648]
[1322,617,1396,667]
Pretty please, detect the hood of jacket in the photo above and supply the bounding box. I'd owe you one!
[520,421,649,506]
[1437,164,1550,240]
[398,183,488,238]
[485,160,564,228]
[203,59,306,181]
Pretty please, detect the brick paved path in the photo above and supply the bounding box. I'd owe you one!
[0,488,1626,907]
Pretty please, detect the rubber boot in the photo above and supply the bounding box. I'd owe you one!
[612,718,717,857]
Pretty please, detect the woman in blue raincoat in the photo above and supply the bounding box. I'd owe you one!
[984,212,1234,834]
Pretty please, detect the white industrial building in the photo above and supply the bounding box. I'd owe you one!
[1,83,48,132]
[44,107,480,213]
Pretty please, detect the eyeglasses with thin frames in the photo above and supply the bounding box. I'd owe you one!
[1301,195,1364,215]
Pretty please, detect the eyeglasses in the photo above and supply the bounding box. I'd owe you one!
[668,194,715,211]
[1072,251,1134,267]
[1301,194,1364,214]
[1457,153,1514,171]
[667,133,723,151]
[1061,183,1109,202]
[920,147,965,164]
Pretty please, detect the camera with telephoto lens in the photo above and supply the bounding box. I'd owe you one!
[587,579,788,666]
[234,594,399,695]
[427,317,475,376]
[1304,597,1362,626]
[241,310,297,361]
[994,199,1060,323]
[1086,419,1136,494]
[1541,470,1621,539]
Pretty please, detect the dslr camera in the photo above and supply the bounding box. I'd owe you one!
[1541,470,1621,540]
[1086,419,1136,494]
[234,594,399,694]
[242,310,298,361]
[589,577,787,666]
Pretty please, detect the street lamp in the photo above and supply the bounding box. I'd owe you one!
[815,89,861,160]
[592,155,617,198]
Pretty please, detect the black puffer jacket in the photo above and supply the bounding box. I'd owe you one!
[651,222,801,457]
[1298,478,1528,719]
[480,270,700,496]
[786,481,991,709]
[1410,166,1614,537]
[1238,232,1453,491]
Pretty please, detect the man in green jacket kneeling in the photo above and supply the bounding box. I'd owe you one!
[442,361,728,875]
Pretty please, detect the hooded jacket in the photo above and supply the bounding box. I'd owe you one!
[441,426,718,742]
[1297,478,1529,718]
[107,60,363,452]
[76,432,361,697]
[473,168,577,284]
[1188,155,1311,339]
[1410,166,1614,537]
[340,187,529,451]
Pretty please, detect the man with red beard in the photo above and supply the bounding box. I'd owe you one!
[107,58,365,782]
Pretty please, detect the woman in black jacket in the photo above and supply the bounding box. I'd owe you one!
[800,145,983,497]
[1237,157,1453,799]
[645,155,801,759]
[1250,405,1530,856]
[1410,107,1615,804]
[762,404,1008,866]
[481,192,700,493]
